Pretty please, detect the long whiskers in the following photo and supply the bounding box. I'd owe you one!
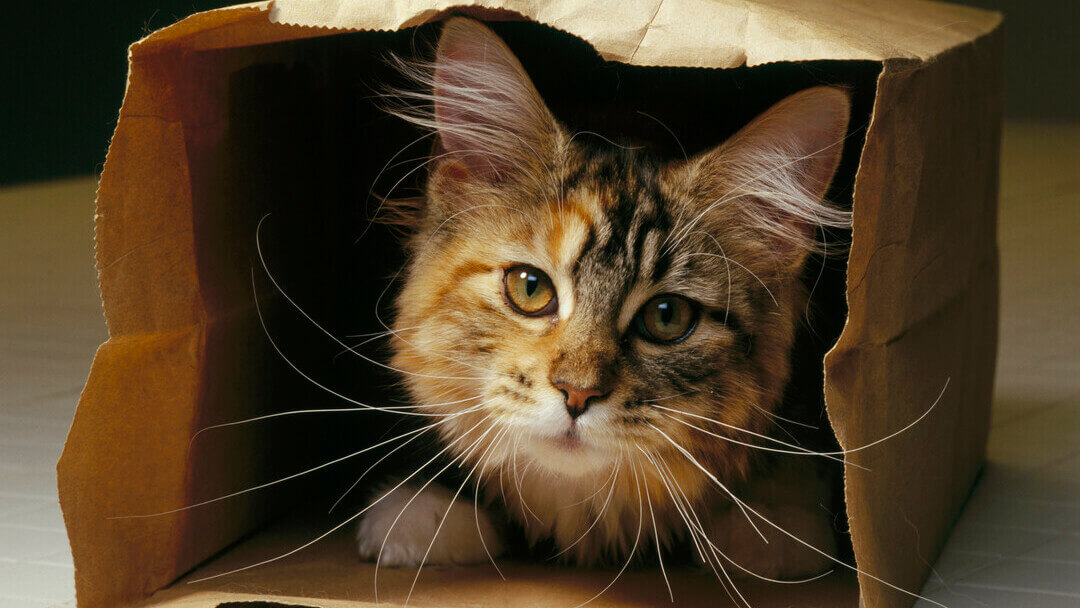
[329,420,436,514]
[402,425,511,607]
[641,448,746,608]
[332,325,421,362]
[189,394,488,451]
[344,326,422,339]
[550,456,622,559]
[652,426,950,607]
[635,110,688,163]
[562,459,621,509]
[644,448,831,588]
[510,431,542,524]
[656,410,855,468]
[256,217,490,383]
[647,424,767,542]
[114,421,442,520]
[569,457,644,608]
[638,460,674,602]
[186,414,490,585]
[651,376,950,462]
[252,268,483,417]
[747,401,819,431]
[355,129,438,243]
[474,428,509,580]
[373,417,495,603]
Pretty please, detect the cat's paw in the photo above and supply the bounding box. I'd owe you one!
[706,502,837,580]
[356,481,503,567]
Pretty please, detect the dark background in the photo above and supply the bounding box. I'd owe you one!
[1,1,1076,185]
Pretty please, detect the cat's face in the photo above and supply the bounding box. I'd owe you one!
[397,147,759,481]
[389,19,849,491]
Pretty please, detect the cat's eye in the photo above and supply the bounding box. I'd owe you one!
[504,265,558,316]
[634,295,698,344]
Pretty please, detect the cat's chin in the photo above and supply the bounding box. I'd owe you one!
[520,431,616,479]
[547,431,586,451]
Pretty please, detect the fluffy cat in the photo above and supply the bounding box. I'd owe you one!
[356,18,851,582]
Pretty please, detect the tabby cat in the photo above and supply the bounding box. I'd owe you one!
[356,18,851,581]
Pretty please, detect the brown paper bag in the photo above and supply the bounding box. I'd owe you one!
[59,1,1002,606]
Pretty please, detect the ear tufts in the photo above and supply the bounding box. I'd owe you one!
[682,86,853,269]
[725,86,851,201]
[384,18,561,182]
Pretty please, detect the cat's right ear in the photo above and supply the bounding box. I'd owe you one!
[430,18,561,183]
[674,87,852,275]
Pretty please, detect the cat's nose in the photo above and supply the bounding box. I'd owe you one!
[552,382,607,420]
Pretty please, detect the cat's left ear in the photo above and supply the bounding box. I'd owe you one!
[677,87,852,273]
[429,18,562,183]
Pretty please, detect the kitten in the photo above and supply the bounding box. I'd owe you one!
[356,18,851,581]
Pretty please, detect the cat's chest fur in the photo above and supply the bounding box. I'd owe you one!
[488,469,662,562]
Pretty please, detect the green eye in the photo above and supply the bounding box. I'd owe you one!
[635,295,698,343]
[504,266,557,316]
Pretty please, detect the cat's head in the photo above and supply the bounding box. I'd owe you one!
[388,19,850,490]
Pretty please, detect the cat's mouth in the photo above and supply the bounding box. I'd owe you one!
[524,427,615,477]
[543,424,599,453]
[550,430,585,451]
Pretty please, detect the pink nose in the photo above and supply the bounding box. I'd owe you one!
[552,383,606,420]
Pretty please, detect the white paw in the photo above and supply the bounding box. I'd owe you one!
[706,502,836,580]
[356,481,503,567]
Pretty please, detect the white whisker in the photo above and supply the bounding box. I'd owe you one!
[356,130,438,243]
[474,428,509,580]
[651,376,951,462]
[329,420,435,514]
[685,252,777,308]
[185,415,488,584]
[569,457,644,608]
[654,428,951,607]
[510,431,542,524]
[642,448,747,607]
[662,447,779,606]
[114,423,438,521]
[657,410,855,468]
[252,268,484,416]
[551,456,621,559]
[403,423,506,607]
[372,416,493,602]
[189,395,487,450]
[562,459,620,508]
[566,130,644,151]
[647,424,767,542]
[635,110,688,163]
[256,217,489,382]
[344,325,422,339]
[647,447,832,587]
[638,460,674,602]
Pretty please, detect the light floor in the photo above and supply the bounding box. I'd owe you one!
[0,122,1077,607]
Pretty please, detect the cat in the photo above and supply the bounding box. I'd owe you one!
[355,17,852,582]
